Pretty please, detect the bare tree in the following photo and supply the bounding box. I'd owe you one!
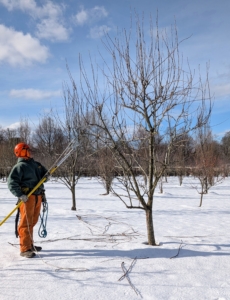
[192,126,224,207]
[54,68,93,210]
[172,133,194,185]
[33,115,65,168]
[94,146,116,195]
[221,131,230,165]
[76,14,212,245]
[18,118,31,144]
[0,128,19,178]
[0,119,32,179]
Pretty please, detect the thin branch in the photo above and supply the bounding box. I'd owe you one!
[118,257,141,297]
[170,240,185,259]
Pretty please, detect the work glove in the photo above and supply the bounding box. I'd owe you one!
[19,194,28,203]
[21,187,30,195]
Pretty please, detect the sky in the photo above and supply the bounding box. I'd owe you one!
[1,176,230,299]
[0,0,229,139]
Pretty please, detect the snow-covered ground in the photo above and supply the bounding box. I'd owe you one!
[0,176,230,300]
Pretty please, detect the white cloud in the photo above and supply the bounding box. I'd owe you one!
[38,1,63,19]
[89,25,111,39]
[6,122,21,130]
[212,83,230,98]
[75,9,88,25]
[75,6,108,26]
[0,0,36,11]
[0,0,69,42]
[36,19,69,42]
[0,24,49,66]
[91,6,108,19]
[9,88,60,99]
[0,0,62,18]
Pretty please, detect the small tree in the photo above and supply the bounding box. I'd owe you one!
[77,14,212,245]
[173,133,194,185]
[95,146,116,195]
[54,69,93,210]
[18,118,31,144]
[192,127,224,207]
[221,131,230,165]
[33,115,66,168]
[0,119,32,179]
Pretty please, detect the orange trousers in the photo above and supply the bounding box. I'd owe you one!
[18,195,42,252]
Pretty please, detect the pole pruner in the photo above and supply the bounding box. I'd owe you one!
[0,138,78,226]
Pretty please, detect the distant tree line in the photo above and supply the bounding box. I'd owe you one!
[0,117,229,201]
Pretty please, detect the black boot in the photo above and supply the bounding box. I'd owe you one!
[20,250,36,258]
[32,245,42,252]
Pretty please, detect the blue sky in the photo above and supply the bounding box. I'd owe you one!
[0,0,229,139]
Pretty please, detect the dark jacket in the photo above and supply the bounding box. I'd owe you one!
[7,158,47,198]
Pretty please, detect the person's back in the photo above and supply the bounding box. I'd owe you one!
[8,156,47,197]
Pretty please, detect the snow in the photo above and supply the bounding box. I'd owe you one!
[0,176,230,300]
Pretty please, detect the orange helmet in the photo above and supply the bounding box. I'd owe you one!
[14,143,32,158]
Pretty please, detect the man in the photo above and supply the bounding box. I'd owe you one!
[7,142,48,258]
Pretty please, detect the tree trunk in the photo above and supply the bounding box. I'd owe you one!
[199,192,203,207]
[178,174,183,186]
[71,174,76,210]
[71,187,76,210]
[164,170,168,183]
[105,178,111,194]
[145,207,156,245]
[159,178,163,193]
[204,177,208,194]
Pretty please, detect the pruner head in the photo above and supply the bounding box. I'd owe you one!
[66,138,79,156]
